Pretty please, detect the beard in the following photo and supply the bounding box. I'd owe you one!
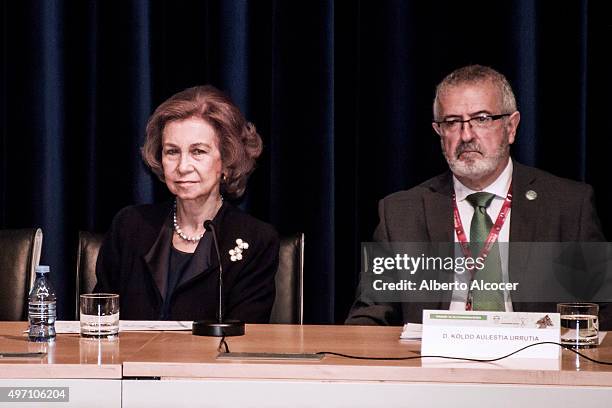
[442,136,510,181]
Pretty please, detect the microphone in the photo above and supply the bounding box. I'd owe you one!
[192,220,245,337]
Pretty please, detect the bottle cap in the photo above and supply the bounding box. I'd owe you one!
[35,265,50,274]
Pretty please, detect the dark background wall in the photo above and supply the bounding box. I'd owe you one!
[1,0,611,322]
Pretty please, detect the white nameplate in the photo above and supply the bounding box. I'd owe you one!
[421,310,560,360]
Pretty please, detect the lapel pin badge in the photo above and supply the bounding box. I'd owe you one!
[525,190,537,201]
[229,238,249,262]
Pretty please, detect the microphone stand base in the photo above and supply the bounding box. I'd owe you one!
[192,320,245,337]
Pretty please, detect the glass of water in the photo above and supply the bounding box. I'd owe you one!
[557,302,599,348]
[80,293,120,338]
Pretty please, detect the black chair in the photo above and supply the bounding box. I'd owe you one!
[75,231,104,318]
[0,228,43,320]
[75,231,304,324]
[270,233,304,324]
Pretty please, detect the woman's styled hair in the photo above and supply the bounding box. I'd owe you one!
[142,85,263,199]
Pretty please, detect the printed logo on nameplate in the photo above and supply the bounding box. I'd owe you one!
[421,310,560,360]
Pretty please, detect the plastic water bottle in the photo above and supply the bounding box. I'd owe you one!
[28,265,56,342]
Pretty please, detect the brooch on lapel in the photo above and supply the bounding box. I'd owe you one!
[525,190,537,201]
[229,238,250,262]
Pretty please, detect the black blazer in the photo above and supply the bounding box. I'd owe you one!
[346,161,610,327]
[94,201,279,322]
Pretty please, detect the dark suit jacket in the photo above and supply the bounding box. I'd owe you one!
[346,161,609,327]
[94,201,279,322]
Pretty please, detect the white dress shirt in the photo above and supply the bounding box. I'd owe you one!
[449,159,513,312]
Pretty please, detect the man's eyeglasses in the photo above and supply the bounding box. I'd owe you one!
[433,113,511,134]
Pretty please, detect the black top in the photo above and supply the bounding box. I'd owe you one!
[94,201,279,322]
[163,247,193,319]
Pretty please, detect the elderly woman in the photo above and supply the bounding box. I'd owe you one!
[94,86,278,322]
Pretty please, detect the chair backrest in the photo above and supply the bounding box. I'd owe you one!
[270,233,304,324]
[75,231,104,319]
[75,230,304,324]
[0,228,43,320]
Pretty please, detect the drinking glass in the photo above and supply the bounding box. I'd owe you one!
[80,293,120,338]
[557,302,598,348]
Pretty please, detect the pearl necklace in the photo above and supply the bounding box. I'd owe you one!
[172,200,205,243]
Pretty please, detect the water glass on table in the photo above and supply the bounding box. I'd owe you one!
[80,293,120,338]
[557,302,599,348]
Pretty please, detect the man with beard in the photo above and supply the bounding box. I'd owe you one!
[346,65,606,325]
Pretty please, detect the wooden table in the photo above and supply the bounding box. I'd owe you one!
[2,323,612,407]
[0,322,153,407]
[122,324,612,407]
